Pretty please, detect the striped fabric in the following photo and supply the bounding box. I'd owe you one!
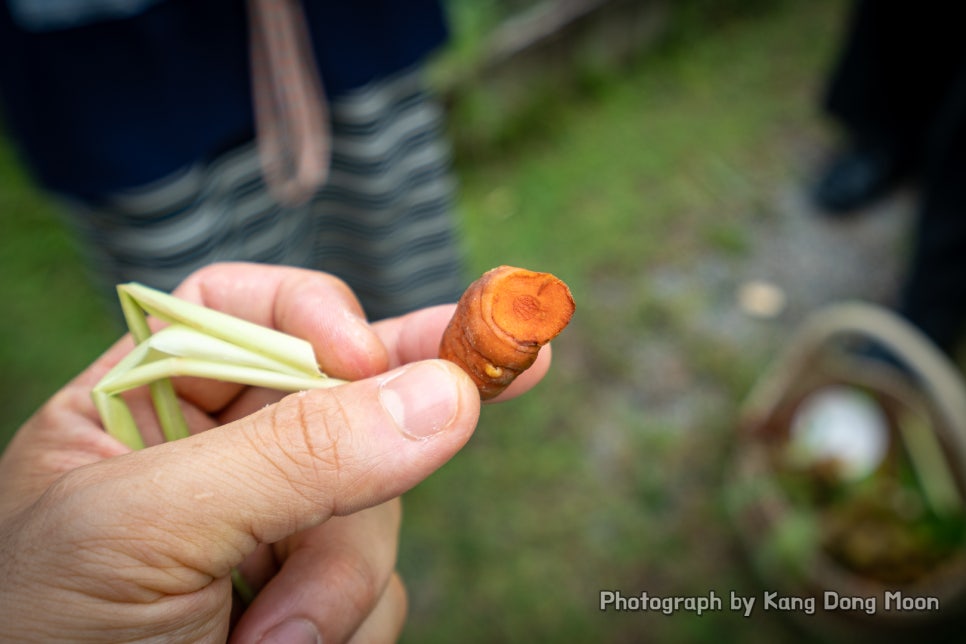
[62,66,466,320]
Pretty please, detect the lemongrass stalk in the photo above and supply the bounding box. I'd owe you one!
[97,357,345,397]
[146,325,312,377]
[118,284,153,343]
[93,320,157,446]
[95,339,155,392]
[231,568,256,605]
[118,283,322,377]
[117,284,191,442]
[92,390,145,450]
[149,379,191,442]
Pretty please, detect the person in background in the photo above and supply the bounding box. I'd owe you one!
[811,0,966,358]
[0,0,465,321]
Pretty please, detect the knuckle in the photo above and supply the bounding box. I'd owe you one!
[242,391,354,502]
[329,554,384,615]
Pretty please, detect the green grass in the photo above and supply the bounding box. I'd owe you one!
[0,134,120,440]
[0,1,851,641]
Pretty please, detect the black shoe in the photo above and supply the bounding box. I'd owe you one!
[812,141,906,214]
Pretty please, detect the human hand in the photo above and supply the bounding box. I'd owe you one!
[0,262,550,642]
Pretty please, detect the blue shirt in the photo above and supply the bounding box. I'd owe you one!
[0,0,448,200]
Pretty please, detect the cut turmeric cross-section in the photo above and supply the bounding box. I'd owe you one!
[439,265,575,400]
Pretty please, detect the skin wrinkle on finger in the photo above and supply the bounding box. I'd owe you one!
[46,448,265,595]
[13,475,211,604]
[0,568,224,644]
[245,384,413,521]
[221,385,392,543]
[65,536,202,602]
[42,575,233,643]
[237,404,335,542]
[93,475,258,594]
[102,492,255,594]
[0,406,127,513]
[307,394,400,519]
[320,395,346,486]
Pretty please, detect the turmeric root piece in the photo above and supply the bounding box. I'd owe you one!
[439,265,575,400]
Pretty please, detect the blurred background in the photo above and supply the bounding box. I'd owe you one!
[3,0,959,641]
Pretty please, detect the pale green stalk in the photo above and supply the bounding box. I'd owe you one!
[118,283,322,377]
[95,283,344,448]
[147,325,313,377]
[116,284,190,442]
[92,390,145,451]
[97,357,344,397]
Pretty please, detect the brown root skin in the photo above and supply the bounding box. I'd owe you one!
[439,265,575,400]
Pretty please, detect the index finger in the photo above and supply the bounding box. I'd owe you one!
[176,262,389,378]
[171,262,390,412]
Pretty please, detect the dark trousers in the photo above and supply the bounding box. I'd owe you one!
[824,0,966,354]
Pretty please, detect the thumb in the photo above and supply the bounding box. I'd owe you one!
[58,360,479,593]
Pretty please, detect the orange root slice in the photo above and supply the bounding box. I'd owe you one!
[439,265,575,400]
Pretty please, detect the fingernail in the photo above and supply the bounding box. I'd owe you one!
[260,618,320,644]
[379,362,459,440]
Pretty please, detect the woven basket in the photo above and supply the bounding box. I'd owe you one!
[730,302,966,639]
